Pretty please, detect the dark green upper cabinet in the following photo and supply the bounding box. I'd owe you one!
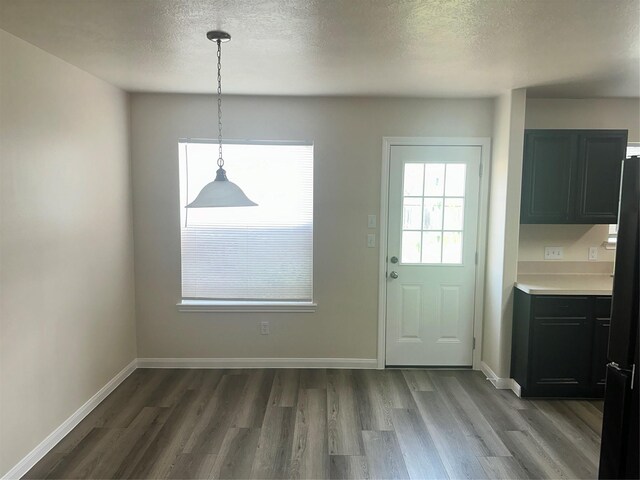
[520,129,628,224]
[521,131,577,223]
[575,132,627,223]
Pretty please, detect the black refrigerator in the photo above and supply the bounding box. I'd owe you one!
[598,155,640,479]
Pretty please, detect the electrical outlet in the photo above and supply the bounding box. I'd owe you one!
[544,246,564,260]
[589,246,598,261]
[260,321,269,335]
[367,215,377,229]
[367,233,376,248]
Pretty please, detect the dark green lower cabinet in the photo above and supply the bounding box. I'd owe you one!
[511,289,611,398]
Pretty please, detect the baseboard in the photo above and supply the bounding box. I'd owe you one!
[480,361,518,392]
[511,379,522,397]
[2,359,137,480]
[137,357,379,369]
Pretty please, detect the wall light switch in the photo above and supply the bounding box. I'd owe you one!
[367,234,376,248]
[260,321,269,335]
[589,246,598,261]
[544,246,564,260]
[367,215,377,229]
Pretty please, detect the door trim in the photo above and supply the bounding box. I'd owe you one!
[377,137,492,369]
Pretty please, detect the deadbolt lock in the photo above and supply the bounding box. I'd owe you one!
[390,256,399,264]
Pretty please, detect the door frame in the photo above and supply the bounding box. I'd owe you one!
[377,137,492,369]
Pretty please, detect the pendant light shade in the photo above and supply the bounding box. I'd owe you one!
[186,30,257,209]
[187,168,258,208]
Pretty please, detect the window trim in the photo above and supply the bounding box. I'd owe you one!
[176,300,317,313]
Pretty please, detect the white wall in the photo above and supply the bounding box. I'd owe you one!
[0,30,136,475]
[525,98,640,141]
[519,97,640,267]
[130,93,493,360]
[482,89,527,379]
[519,224,615,263]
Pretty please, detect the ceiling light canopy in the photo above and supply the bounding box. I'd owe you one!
[186,30,257,208]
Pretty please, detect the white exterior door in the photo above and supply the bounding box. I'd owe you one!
[385,145,482,366]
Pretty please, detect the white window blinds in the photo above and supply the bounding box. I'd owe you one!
[179,141,313,301]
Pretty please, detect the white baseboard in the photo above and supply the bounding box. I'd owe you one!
[137,357,379,369]
[2,359,137,480]
[480,361,519,395]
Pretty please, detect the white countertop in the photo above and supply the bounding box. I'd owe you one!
[515,274,614,296]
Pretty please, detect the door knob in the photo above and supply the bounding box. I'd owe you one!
[389,271,399,279]
[390,256,399,264]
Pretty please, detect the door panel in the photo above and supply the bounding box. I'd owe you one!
[385,145,481,366]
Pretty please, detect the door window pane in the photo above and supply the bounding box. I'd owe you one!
[402,231,422,263]
[424,164,445,196]
[443,198,464,230]
[403,198,423,229]
[422,232,442,263]
[442,232,463,264]
[400,161,467,265]
[404,163,424,196]
[445,164,466,196]
[423,198,443,230]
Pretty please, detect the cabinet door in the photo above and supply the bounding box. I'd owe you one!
[575,131,627,224]
[530,297,591,395]
[592,296,612,395]
[521,131,577,223]
[531,317,591,394]
[592,319,611,392]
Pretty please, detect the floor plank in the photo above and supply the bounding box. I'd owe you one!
[327,369,364,456]
[329,455,370,480]
[430,373,510,457]
[268,369,300,407]
[289,388,329,479]
[497,429,571,480]
[232,369,275,428]
[402,369,435,392]
[210,428,260,479]
[391,408,448,479]
[362,430,410,480]
[167,453,217,479]
[411,390,488,479]
[479,456,530,480]
[250,406,296,479]
[353,370,394,431]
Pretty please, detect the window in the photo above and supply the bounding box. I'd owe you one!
[401,162,466,264]
[178,141,314,310]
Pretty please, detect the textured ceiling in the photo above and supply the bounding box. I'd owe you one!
[0,0,638,97]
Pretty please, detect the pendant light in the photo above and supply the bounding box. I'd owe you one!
[186,30,257,208]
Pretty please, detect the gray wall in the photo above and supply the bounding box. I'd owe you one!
[0,30,136,475]
[482,90,527,379]
[129,93,494,360]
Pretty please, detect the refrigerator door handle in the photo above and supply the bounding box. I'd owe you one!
[607,361,622,371]
[607,362,636,389]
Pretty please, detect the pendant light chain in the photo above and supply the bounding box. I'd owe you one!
[185,30,257,208]
[216,39,224,169]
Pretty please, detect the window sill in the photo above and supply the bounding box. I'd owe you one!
[177,300,317,313]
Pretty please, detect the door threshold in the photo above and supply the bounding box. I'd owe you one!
[385,365,473,370]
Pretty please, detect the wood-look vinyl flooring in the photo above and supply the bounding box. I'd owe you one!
[24,368,603,479]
